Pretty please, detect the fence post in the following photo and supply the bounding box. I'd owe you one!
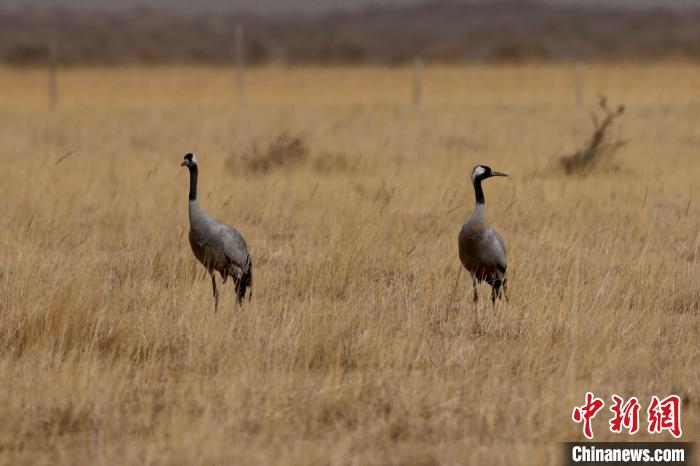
[48,41,58,110]
[413,57,423,107]
[235,25,246,108]
[575,62,585,135]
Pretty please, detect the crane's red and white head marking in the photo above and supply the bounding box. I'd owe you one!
[181,153,198,167]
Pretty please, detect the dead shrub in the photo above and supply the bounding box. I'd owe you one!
[229,134,307,174]
[561,96,627,174]
[312,151,352,174]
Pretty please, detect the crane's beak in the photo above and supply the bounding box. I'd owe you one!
[180,161,188,167]
[491,171,508,177]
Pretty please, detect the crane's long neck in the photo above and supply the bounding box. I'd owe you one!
[473,178,485,206]
[188,165,198,201]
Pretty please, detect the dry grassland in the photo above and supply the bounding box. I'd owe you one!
[0,64,698,465]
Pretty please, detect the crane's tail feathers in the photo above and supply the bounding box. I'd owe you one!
[236,257,253,305]
[490,277,507,305]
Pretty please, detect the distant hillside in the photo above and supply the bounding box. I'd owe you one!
[3,0,699,15]
[2,1,699,65]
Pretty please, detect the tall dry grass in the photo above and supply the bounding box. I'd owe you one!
[0,64,698,465]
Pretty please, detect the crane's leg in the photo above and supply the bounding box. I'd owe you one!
[210,271,219,312]
[471,271,481,334]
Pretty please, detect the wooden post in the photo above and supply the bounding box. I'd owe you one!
[413,57,423,107]
[235,25,245,108]
[575,62,585,135]
[48,41,58,110]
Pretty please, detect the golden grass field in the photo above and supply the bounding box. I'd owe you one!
[0,64,698,465]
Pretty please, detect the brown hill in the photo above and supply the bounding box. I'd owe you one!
[2,1,699,65]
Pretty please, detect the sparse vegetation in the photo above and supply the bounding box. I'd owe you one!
[0,65,697,465]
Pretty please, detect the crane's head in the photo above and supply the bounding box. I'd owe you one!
[471,165,508,184]
[181,153,198,168]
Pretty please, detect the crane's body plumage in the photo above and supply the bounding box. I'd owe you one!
[182,153,252,311]
[459,215,507,284]
[458,165,508,304]
[189,201,252,283]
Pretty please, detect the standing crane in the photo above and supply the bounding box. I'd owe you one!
[181,153,253,311]
[458,165,508,305]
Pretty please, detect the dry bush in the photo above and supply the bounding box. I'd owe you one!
[0,65,697,466]
[312,151,354,174]
[561,96,626,174]
[228,134,308,174]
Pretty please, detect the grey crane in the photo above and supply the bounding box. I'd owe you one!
[458,165,508,305]
[181,153,253,311]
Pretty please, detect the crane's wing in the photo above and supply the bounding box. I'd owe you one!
[487,227,508,276]
[217,223,252,276]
